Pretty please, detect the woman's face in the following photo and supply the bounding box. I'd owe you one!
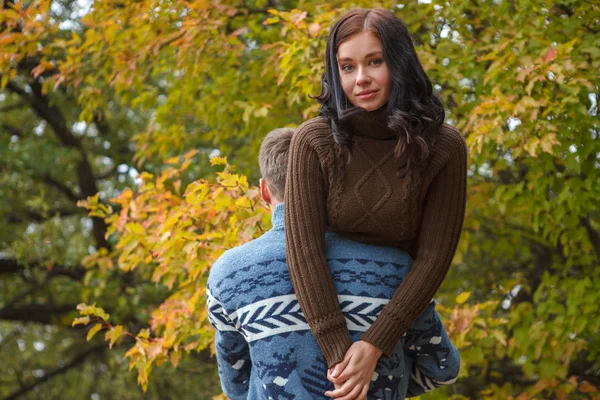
[336,31,391,111]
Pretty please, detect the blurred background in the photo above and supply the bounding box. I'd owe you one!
[0,0,599,399]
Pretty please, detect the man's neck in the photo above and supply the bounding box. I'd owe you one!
[270,202,285,230]
[270,199,282,211]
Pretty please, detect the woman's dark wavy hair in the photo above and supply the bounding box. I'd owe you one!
[313,8,445,170]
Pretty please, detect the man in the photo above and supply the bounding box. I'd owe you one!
[207,128,460,399]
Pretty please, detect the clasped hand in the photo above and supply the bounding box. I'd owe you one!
[324,340,383,400]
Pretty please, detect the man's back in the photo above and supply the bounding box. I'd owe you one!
[208,204,458,399]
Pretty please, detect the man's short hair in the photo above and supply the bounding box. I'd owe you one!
[258,127,295,200]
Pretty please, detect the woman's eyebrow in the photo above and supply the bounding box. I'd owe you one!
[337,51,383,62]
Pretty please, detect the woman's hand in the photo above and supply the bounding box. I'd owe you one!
[324,341,383,399]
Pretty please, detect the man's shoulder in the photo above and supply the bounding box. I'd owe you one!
[209,236,264,281]
[208,232,285,290]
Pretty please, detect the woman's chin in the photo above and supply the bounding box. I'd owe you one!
[360,102,384,112]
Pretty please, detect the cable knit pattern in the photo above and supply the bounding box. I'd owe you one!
[284,109,467,367]
[350,141,395,231]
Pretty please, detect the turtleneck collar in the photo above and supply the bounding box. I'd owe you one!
[346,105,396,140]
[271,203,285,231]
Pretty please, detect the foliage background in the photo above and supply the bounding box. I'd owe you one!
[0,0,599,399]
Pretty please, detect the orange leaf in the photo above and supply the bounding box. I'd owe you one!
[544,48,556,63]
[580,381,598,393]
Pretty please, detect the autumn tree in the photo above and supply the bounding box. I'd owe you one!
[1,0,221,398]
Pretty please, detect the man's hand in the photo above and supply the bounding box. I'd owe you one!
[324,341,383,399]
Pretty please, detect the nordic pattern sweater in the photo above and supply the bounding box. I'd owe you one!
[207,204,460,399]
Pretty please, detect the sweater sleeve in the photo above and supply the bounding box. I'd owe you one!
[361,128,467,356]
[207,288,251,399]
[284,122,353,367]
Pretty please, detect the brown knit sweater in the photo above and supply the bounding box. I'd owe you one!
[283,107,467,367]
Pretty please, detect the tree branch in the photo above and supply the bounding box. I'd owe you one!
[512,243,552,305]
[3,344,106,400]
[0,101,26,113]
[0,258,86,280]
[568,355,600,387]
[581,217,600,260]
[6,77,110,249]
[0,258,21,274]
[5,80,80,149]
[5,208,82,224]
[1,286,40,310]
[42,174,83,202]
[0,303,78,324]
[1,123,24,138]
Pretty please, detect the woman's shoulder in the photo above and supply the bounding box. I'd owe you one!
[422,123,467,177]
[438,123,465,144]
[432,123,467,157]
[292,116,335,149]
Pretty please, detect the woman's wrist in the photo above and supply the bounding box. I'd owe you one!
[358,340,383,358]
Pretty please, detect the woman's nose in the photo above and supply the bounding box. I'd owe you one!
[356,67,371,86]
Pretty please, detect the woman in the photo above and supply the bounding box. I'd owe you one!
[283,8,467,399]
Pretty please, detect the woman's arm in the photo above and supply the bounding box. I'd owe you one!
[361,127,467,356]
[284,121,353,367]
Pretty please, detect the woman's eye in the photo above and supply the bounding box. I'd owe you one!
[341,64,354,72]
[370,58,383,66]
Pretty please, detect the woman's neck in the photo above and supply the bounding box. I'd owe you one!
[346,105,396,140]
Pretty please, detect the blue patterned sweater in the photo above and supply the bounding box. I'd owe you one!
[207,204,459,399]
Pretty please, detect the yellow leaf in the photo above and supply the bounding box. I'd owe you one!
[165,156,181,164]
[170,349,182,368]
[109,325,123,349]
[539,133,559,155]
[238,175,249,190]
[124,345,139,359]
[180,158,192,171]
[72,316,90,327]
[491,329,507,347]
[524,137,540,157]
[456,291,471,305]
[87,323,103,341]
[137,328,150,339]
[210,156,227,166]
[219,172,239,188]
[183,148,199,159]
[146,342,164,361]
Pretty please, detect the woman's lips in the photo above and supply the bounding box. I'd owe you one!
[356,90,378,100]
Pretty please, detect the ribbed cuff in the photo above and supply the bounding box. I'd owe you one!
[360,312,407,357]
[316,326,353,368]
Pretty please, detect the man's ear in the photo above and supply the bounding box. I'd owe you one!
[259,178,272,205]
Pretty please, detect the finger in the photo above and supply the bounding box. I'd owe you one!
[328,368,345,383]
[331,354,353,379]
[359,383,369,400]
[324,379,356,398]
[335,361,358,382]
[337,383,363,400]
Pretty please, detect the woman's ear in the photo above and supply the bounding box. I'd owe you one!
[259,178,272,205]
